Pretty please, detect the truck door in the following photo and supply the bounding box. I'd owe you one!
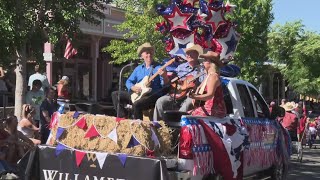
[236,84,278,174]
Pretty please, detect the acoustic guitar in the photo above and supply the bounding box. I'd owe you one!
[169,72,205,100]
[131,58,176,103]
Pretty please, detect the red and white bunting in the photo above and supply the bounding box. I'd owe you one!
[76,116,87,129]
[85,125,100,138]
[95,152,108,169]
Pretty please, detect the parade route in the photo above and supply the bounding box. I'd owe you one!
[288,141,320,180]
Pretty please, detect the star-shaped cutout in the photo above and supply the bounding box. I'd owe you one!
[164,5,193,31]
[205,7,226,35]
[225,0,236,13]
[169,34,194,59]
[217,26,240,60]
[183,0,199,6]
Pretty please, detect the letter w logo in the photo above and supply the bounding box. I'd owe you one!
[43,170,59,180]
[87,153,97,168]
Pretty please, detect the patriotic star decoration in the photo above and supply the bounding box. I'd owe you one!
[180,117,192,126]
[183,0,199,6]
[169,33,195,59]
[164,5,194,31]
[205,7,227,35]
[225,0,236,14]
[217,26,240,60]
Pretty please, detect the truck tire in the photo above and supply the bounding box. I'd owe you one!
[270,158,288,180]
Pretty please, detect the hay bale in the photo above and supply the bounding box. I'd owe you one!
[50,112,172,157]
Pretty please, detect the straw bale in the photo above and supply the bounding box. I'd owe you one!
[50,112,173,157]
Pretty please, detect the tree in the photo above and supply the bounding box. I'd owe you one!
[104,0,274,86]
[268,21,320,96]
[0,0,109,119]
[103,0,169,64]
[230,0,273,85]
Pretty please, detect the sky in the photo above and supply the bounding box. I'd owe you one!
[272,0,320,32]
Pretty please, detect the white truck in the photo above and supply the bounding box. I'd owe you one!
[18,76,290,180]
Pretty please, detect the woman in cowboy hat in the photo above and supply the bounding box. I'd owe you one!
[188,50,226,118]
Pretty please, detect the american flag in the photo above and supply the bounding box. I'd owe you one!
[64,39,77,59]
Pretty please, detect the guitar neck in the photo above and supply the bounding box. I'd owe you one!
[146,58,176,84]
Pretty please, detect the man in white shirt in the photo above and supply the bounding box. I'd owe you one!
[28,65,50,91]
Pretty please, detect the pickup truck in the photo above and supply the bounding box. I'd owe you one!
[18,76,290,180]
[165,76,291,180]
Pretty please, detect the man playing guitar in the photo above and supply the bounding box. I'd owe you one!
[111,42,169,120]
[153,43,204,121]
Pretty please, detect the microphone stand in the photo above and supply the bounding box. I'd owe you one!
[117,61,135,118]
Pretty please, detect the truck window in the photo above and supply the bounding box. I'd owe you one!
[248,87,270,118]
[221,83,233,114]
[236,84,254,117]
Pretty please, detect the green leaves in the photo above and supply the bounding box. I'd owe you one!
[268,21,320,96]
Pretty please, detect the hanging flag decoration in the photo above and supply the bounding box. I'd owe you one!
[56,127,65,140]
[127,135,140,148]
[116,117,125,123]
[64,38,78,60]
[117,153,128,167]
[55,143,67,157]
[107,128,118,143]
[75,150,86,167]
[50,112,60,129]
[85,125,100,138]
[156,0,241,63]
[95,152,108,169]
[76,116,88,130]
[58,104,65,114]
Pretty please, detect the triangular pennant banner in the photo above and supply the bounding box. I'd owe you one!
[117,153,127,167]
[151,129,160,147]
[73,111,80,119]
[116,117,125,123]
[76,116,87,129]
[56,127,65,140]
[85,125,100,138]
[55,143,66,157]
[75,150,86,167]
[95,152,108,169]
[127,135,140,148]
[107,128,118,143]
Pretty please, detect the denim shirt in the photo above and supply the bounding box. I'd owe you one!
[126,63,164,95]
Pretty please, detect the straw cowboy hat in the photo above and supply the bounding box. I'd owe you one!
[137,42,155,56]
[184,43,203,55]
[281,102,298,112]
[199,50,224,67]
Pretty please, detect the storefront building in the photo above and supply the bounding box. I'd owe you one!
[45,5,125,103]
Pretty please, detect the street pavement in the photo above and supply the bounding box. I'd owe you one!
[288,139,320,180]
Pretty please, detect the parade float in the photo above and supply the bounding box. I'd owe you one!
[17,0,290,180]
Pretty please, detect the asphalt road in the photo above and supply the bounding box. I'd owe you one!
[288,140,320,180]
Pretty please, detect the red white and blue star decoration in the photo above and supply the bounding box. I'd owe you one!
[156,0,241,61]
[169,34,195,59]
[217,26,240,60]
[164,5,194,31]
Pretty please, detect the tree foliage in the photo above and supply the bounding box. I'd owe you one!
[103,0,169,64]
[230,0,273,84]
[268,21,320,96]
[105,0,274,86]
[0,0,110,118]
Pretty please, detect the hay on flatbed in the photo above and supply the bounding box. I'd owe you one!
[49,112,172,156]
